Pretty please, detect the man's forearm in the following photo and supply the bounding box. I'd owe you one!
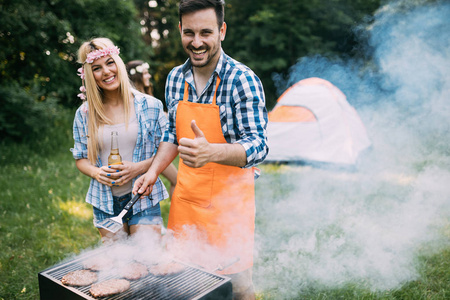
[149,142,179,175]
[209,142,247,167]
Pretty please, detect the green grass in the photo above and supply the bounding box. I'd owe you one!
[0,108,176,300]
[0,109,449,299]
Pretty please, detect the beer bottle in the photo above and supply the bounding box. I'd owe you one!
[108,131,122,165]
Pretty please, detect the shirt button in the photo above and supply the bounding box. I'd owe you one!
[220,105,225,113]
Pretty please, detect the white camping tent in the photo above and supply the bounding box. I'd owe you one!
[266,77,371,165]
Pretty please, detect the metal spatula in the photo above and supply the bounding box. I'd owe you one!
[97,193,142,233]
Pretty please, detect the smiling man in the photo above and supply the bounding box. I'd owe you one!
[133,1,268,298]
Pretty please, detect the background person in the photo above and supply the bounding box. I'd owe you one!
[126,59,178,198]
[133,1,269,299]
[126,60,154,96]
[71,37,170,243]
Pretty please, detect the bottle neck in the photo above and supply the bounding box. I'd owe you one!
[111,132,119,151]
[108,131,122,165]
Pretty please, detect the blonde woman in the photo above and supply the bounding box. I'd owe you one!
[71,37,175,242]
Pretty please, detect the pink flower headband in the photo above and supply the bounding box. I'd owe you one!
[85,46,120,64]
[77,46,121,99]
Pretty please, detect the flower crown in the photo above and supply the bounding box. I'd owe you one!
[129,62,149,75]
[85,46,120,64]
[77,46,121,99]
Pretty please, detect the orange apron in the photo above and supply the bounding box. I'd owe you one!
[168,77,255,274]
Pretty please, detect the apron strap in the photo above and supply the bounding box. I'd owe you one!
[183,75,221,105]
[183,80,190,102]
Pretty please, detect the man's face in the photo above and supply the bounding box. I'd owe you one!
[179,8,226,69]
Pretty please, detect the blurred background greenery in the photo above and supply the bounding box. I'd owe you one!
[0,0,384,142]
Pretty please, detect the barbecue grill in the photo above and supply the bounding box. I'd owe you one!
[38,247,232,299]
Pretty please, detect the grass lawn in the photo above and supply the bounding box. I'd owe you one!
[0,109,448,299]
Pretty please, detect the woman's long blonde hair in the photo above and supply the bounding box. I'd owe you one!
[77,37,132,165]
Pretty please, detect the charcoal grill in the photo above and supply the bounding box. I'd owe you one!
[38,247,232,300]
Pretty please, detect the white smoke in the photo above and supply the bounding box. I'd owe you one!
[255,0,450,297]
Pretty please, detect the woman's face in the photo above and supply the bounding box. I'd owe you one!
[142,68,151,87]
[91,56,120,92]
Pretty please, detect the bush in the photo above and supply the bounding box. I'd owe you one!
[0,83,59,142]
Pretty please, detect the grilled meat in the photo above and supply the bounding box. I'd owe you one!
[89,279,130,298]
[61,270,98,286]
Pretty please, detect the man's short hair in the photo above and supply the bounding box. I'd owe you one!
[179,0,225,28]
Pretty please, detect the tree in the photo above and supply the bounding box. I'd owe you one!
[0,0,149,140]
[0,0,149,107]
[131,0,185,101]
[223,0,381,109]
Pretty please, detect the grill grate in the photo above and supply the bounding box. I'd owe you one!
[38,248,231,300]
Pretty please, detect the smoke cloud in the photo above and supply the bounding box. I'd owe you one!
[256,0,450,297]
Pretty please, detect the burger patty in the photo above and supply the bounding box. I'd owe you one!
[89,279,130,298]
[120,262,149,280]
[61,270,98,286]
[149,262,186,277]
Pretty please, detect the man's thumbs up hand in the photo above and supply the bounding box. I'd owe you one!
[178,120,211,168]
[190,120,205,139]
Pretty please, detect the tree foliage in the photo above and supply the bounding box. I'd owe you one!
[131,0,185,101]
[223,0,381,108]
[1,0,149,105]
[1,0,383,141]
[0,0,149,140]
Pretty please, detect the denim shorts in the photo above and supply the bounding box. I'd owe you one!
[93,193,162,228]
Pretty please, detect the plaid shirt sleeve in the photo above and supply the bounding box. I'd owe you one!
[232,70,269,168]
[139,95,167,159]
[163,67,184,145]
[71,104,89,160]
[70,103,115,215]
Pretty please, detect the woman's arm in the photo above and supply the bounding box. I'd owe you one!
[160,162,178,197]
[76,158,107,185]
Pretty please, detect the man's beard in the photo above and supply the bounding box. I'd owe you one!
[188,40,221,68]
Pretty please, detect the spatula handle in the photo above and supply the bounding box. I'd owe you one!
[123,193,142,211]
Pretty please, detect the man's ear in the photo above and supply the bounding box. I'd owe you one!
[220,22,227,41]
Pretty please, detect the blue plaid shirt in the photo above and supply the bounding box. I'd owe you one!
[71,90,169,215]
[164,50,268,168]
